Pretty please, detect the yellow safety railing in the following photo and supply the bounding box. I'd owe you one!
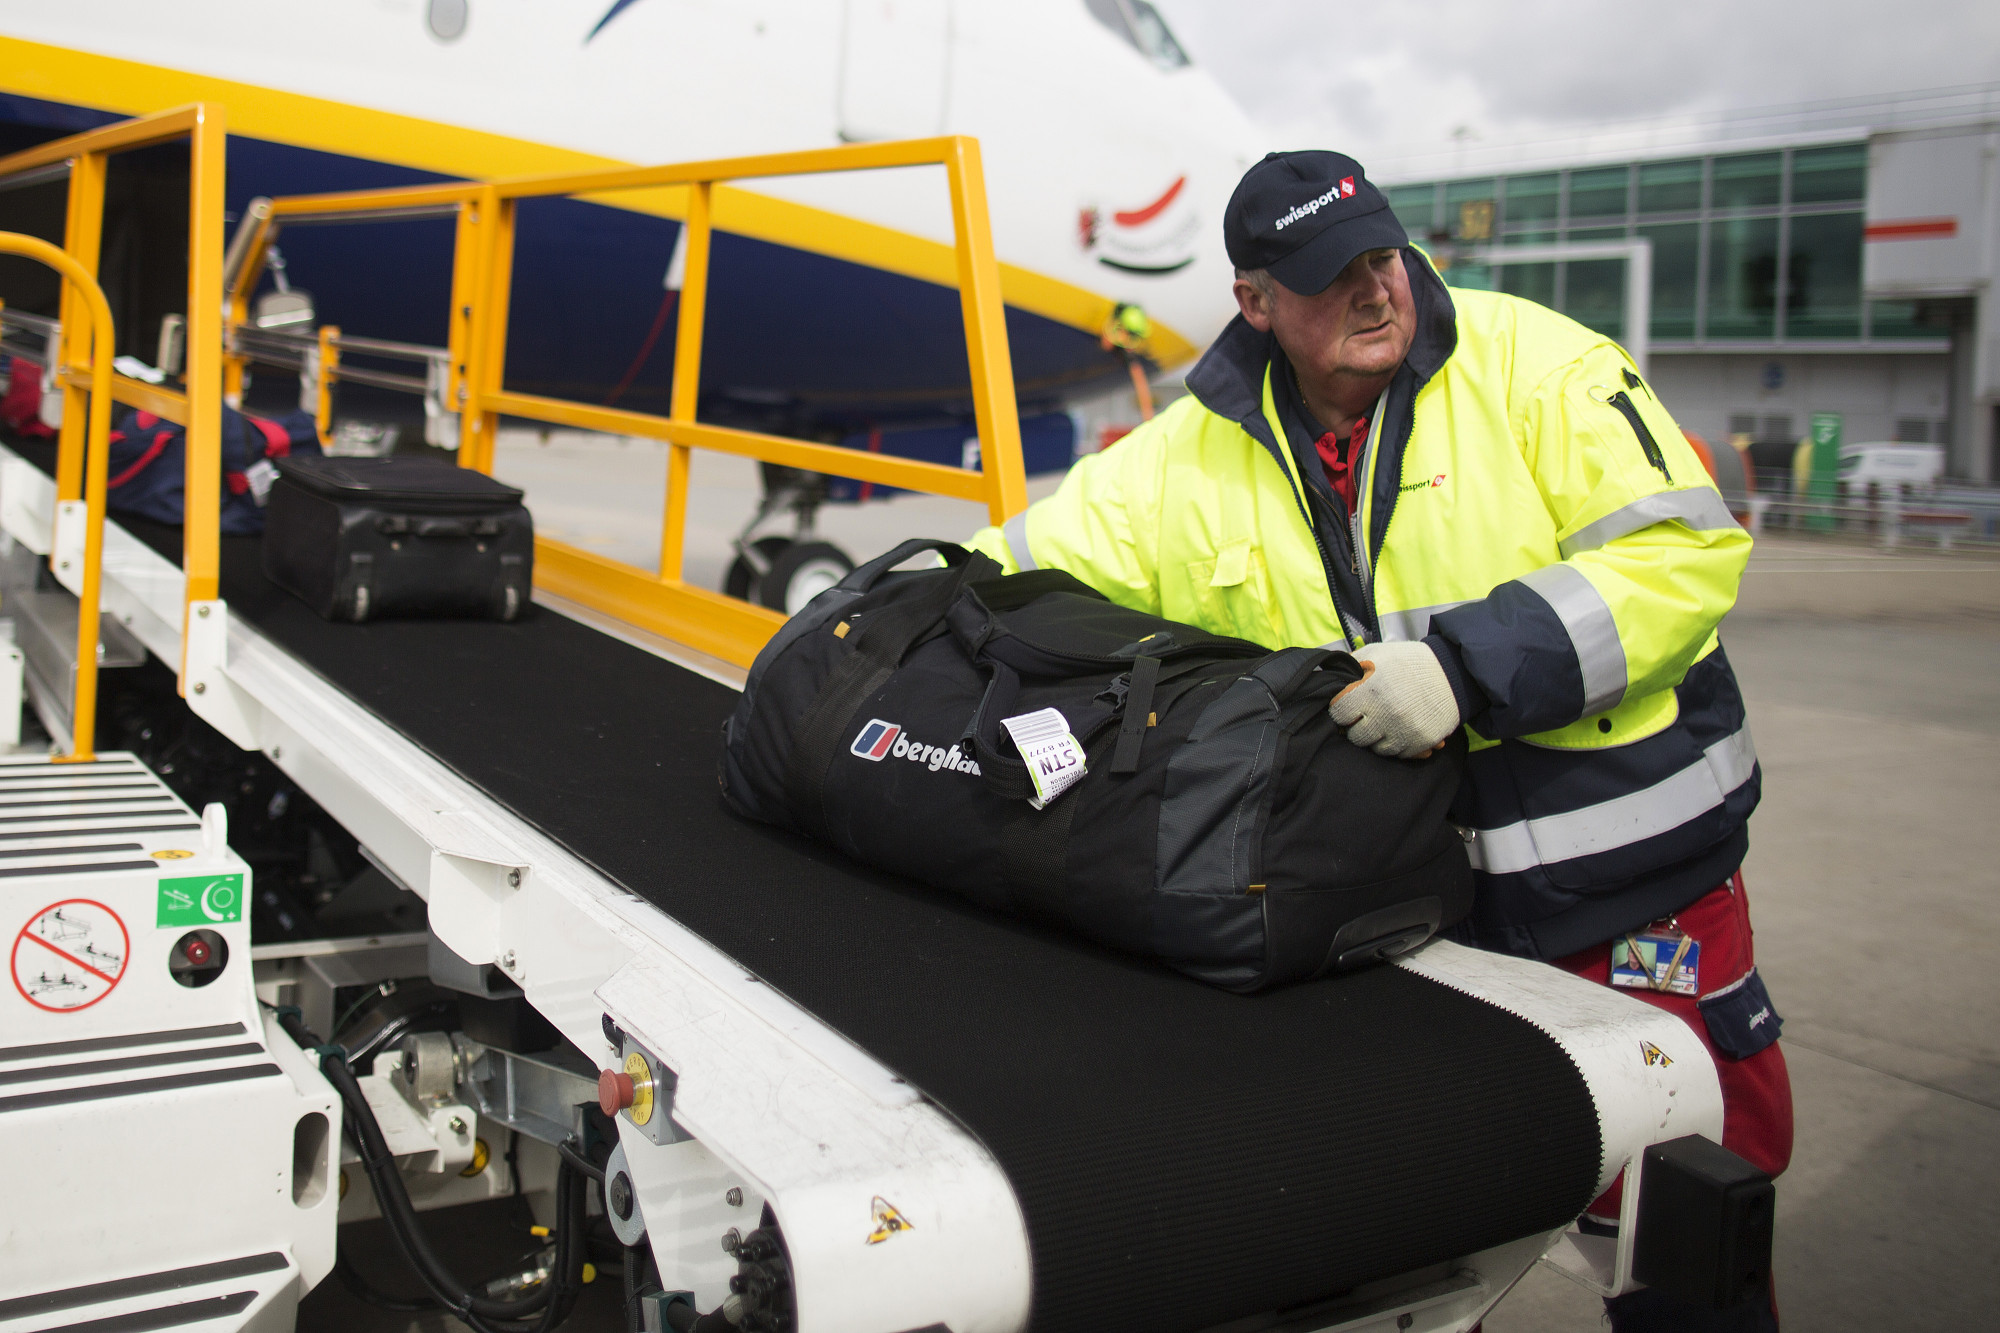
[227,138,1028,666]
[0,233,116,760]
[0,105,229,682]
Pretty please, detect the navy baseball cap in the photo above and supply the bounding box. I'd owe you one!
[1224,151,1408,296]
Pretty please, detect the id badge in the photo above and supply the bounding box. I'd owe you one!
[1611,928,1699,996]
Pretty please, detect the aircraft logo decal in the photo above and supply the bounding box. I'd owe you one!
[1079,175,1198,276]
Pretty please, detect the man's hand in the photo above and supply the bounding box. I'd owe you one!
[1328,641,1461,759]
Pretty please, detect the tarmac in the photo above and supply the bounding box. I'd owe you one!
[308,436,2000,1331]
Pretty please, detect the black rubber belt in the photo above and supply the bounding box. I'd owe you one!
[76,496,1602,1333]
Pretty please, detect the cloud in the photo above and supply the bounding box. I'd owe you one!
[1153,0,2000,161]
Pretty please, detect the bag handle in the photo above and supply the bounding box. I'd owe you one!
[835,537,975,595]
[781,544,1000,839]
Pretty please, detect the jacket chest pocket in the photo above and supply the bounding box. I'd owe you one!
[1183,537,1285,646]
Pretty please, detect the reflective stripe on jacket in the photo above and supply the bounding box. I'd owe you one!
[968,251,1758,959]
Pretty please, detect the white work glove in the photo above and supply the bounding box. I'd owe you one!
[1327,640,1461,759]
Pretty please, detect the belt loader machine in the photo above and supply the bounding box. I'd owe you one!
[0,116,1768,1333]
[0,444,1758,1333]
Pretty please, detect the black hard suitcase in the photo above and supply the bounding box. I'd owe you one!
[263,456,533,622]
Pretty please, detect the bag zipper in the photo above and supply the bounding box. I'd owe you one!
[1607,390,1673,483]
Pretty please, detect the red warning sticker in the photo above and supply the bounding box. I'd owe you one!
[12,899,130,1012]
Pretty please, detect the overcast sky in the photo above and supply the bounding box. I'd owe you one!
[1153,0,2000,167]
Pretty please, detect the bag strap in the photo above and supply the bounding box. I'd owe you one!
[1108,653,1161,775]
[782,547,1000,840]
[1001,789,1080,917]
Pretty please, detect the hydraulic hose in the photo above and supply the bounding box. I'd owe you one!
[274,1006,590,1333]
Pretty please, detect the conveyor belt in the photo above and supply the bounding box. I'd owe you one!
[83,484,1600,1333]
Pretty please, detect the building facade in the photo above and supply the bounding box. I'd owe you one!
[1374,88,1998,481]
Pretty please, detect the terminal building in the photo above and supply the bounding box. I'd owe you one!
[1371,85,2000,483]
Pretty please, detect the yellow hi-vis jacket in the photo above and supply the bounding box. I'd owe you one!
[969,253,1757,959]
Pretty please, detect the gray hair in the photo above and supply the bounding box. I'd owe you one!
[1234,267,1276,300]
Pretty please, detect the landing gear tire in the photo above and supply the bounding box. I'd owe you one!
[757,540,855,616]
[725,537,793,602]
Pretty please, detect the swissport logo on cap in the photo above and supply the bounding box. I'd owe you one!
[1224,150,1408,297]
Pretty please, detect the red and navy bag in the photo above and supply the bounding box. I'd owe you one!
[106,407,321,534]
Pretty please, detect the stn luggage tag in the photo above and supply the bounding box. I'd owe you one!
[1611,924,1699,996]
[1001,707,1087,810]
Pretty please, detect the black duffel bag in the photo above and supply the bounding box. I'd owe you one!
[720,539,1472,991]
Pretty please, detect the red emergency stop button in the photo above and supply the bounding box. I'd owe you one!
[598,1069,635,1116]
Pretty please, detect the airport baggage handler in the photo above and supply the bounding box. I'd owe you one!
[969,151,1792,1331]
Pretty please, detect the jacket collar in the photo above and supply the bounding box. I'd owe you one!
[1183,248,1459,435]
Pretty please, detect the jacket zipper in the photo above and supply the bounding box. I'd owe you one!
[1607,390,1673,483]
[1348,387,1389,599]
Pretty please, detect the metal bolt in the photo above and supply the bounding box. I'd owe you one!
[192,682,206,694]
[725,1187,743,1207]
[500,949,517,970]
[271,746,282,760]
[507,868,522,888]
[196,605,210,618]
[448,1115,467,1135]
[720,1228,742,1255]
[57,560,68,570]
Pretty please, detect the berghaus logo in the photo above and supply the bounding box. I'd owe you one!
[849,719,983,775]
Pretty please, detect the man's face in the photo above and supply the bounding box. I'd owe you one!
[1233,248,1416,388]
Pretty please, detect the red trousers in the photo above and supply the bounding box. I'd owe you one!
[1554,871,1794,1222]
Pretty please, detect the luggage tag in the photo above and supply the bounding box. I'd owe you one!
[1000,707,1087,810]
[1610,923,1699,996]
[245,458,280,506]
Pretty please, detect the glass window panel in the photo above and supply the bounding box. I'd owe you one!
[1499,228,1556,247]
[1445,179,1498,240]
[1706,215,1780,338]
[1791,143,1866,204]
[1563,259,1627,337]
[1637,159,1703,214]
[1503,173,1560,225]
[1385,183,1436,236]
[1866,300,1938,340]
[1786,211,1863,338]
[1447,260,1494,291]
[1565,225,1629,249]
[1712,152,1782,209]
[1499,261,1556,308]
[1638,222,1699,340]
[1568,166,1630,219]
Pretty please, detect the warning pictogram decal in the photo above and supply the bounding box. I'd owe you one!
[12,899,129,1012]
[865,1196,913,1245]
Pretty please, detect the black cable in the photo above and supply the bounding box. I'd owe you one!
[555,1138,605,1184]
[274,1007,588,1333]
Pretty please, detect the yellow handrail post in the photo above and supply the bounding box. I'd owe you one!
[54,149,106,505]
[446,191,486,467]
[313,324,341,447]
[944,138,1027,526]
[180,102,228,625]
[466,191,515,476]
[660,182,711,585]
[0,233,117,761]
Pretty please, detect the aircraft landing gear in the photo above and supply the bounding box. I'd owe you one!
[725,464,856,615]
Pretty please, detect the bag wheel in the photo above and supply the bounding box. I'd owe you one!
[758,540,855,616]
